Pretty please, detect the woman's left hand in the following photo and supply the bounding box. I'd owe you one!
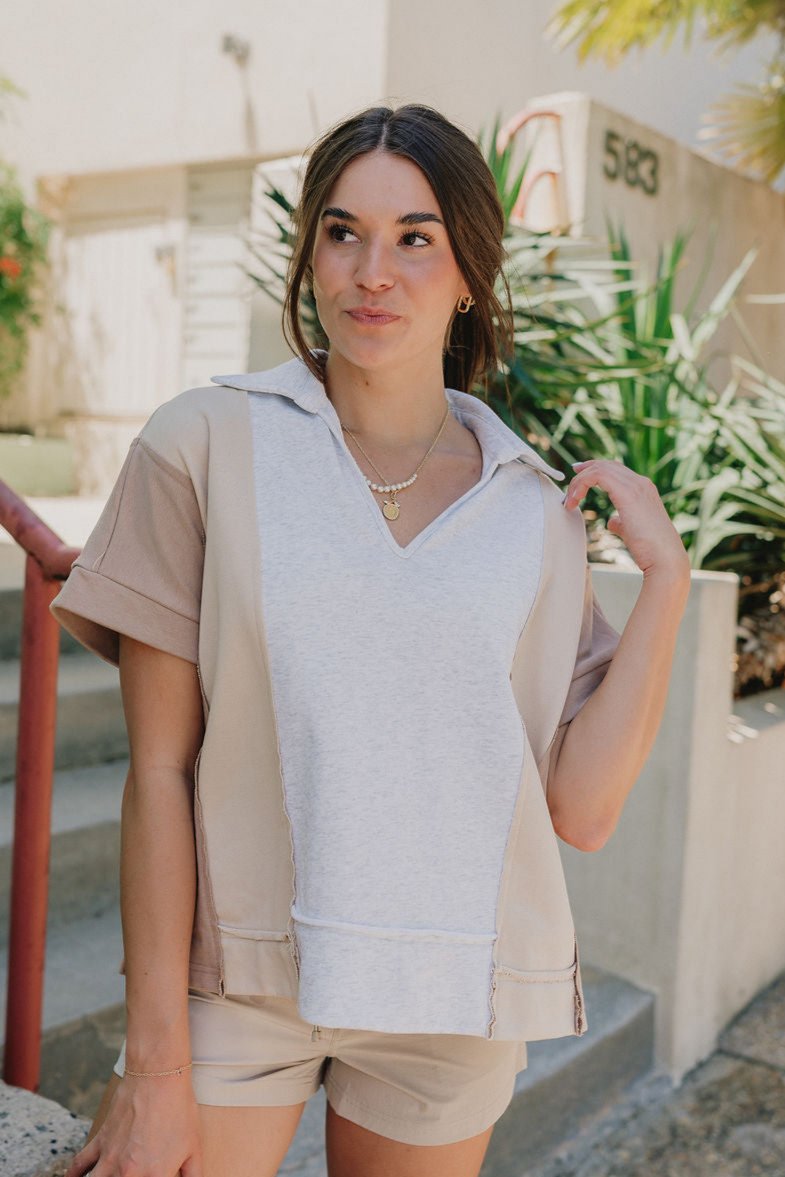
[564,459,691,583]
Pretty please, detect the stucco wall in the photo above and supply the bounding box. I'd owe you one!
[2,0,779,199]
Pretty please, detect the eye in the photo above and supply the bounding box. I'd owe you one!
[325,223,434,248]
[400,229,434,247]
[327,222,360,244]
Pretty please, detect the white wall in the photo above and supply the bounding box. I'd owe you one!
[1,0,389,196]
[2,0,779,200]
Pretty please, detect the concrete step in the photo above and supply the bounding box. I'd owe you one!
[482,966,655,1176]
[0,907,126,1126]
[0,904,125,1047]
[0,583,84,659]
[0,758,127,941]
[0,651,126,781]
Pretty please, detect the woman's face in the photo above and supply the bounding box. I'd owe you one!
[311,149,469,373]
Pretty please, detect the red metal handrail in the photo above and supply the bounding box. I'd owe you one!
[0,479,80,1092]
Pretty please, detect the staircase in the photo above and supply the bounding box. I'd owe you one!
[0,530,659,1175]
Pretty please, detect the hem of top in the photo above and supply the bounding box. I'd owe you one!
[208,929,586,1040]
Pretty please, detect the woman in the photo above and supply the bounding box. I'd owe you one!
[52,102,690,1177]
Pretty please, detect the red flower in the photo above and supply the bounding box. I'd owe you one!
[0,256,23,279]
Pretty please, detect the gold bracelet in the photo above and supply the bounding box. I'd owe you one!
[124,1061,193,1078]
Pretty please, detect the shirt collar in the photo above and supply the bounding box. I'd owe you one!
[210,349,564,481]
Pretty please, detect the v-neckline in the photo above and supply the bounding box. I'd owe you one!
[323,391,494,559]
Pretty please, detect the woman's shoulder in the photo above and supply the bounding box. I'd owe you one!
[137,381,246,471]
[527,463,588,552]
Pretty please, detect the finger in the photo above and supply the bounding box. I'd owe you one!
[565,462,600,503]
[65,1138,100,1177]
[566,460,630,504]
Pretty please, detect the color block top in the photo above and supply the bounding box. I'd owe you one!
[247,372,561,1034]
[49,351,622,1042]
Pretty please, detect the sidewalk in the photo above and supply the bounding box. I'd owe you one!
[529,969,785,1177]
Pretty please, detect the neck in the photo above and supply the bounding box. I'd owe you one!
[322,349,452,451]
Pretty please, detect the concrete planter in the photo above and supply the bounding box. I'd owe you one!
[563,564,785,1081]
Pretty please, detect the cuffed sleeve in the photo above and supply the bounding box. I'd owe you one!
[50,436,204,667]
[545,564,621,791]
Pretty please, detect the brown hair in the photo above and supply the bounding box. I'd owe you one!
[282,102,514,394]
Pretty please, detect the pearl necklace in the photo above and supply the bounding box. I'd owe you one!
[341,404,451,521]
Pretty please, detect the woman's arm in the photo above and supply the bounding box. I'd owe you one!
[119,634,204,1071]
[546,459,692,852]
[66,635,205,1177]
[547,566,690,851]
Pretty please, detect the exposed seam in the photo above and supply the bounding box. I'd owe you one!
[291,909,496,944]
[137,435,196,490]
[573,933,587,1034]
[247,392,301,982]
[187,962,220,981]
[91,439,138,570]
[216,924,290,941]
[512,469,546,649]
[196,661,210,718]
[192,747,226,996]
[495,969,577,984]
[137,437,206,545]
[486,727,530,1039]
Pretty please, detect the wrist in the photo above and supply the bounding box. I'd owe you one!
[124,1059,193,1079]
[124,1026,191,1074]
[641,560,691,597]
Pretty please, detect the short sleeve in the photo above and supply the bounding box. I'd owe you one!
[50,436,204,668]
[545,564,622,791]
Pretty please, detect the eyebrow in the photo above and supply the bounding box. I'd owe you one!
[320,206,444,227]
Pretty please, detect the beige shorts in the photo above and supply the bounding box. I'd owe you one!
[113,987,528,1147]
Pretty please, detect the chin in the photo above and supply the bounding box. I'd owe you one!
[330,335,404,371]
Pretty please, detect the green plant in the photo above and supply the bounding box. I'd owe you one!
[476,112,534,228]
[0,164,51,400]
[489,220,785,580]
[0,77,52,400]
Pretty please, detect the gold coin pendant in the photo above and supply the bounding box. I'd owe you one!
[382,500,400,520]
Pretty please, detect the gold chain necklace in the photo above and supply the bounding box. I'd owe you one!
[341,404,451,521]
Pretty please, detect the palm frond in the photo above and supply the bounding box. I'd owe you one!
[701,81,785,183]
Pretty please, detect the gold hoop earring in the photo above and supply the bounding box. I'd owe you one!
[456,294,474,314]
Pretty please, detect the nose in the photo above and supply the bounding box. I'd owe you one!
[353,237,394,292]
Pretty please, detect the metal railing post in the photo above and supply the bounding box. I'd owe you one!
[3,554,62,1090]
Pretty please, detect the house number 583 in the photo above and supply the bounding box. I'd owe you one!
[603,130,659,196]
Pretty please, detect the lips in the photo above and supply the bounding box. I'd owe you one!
[346,307,400,325]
